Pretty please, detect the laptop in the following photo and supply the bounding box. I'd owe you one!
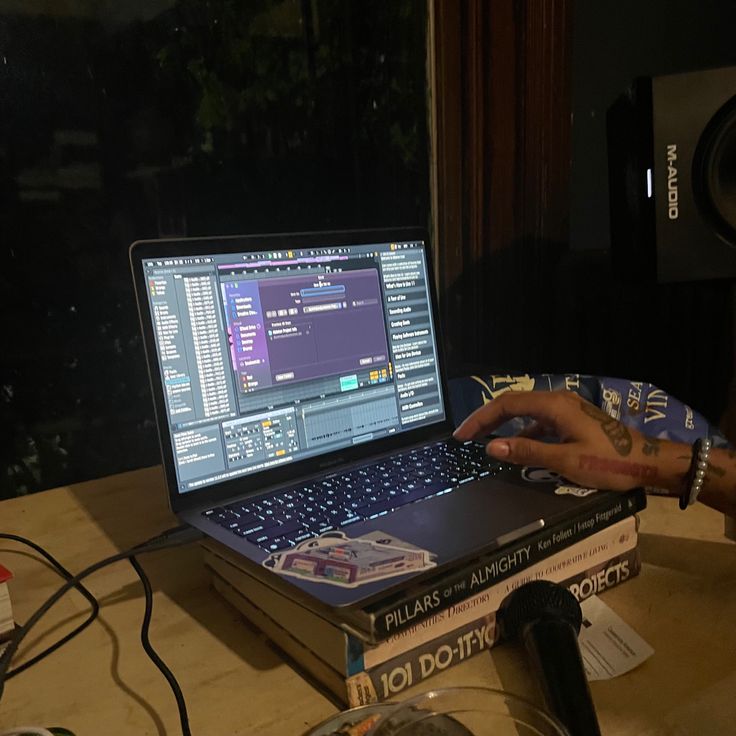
[129,227,615,610]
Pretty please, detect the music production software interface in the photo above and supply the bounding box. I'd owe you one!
[142,240,446,493]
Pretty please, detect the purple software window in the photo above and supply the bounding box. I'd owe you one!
[221,279,272,393]
[222,269,389,393]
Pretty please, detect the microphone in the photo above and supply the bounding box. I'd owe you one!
[498,580,601,736]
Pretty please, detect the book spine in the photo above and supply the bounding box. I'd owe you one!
[202,546,353,676]
[353,514,637,673]
[0,580,14,639]
[210,573,352,706]
[370,487,645,639]
[346,545,641,706]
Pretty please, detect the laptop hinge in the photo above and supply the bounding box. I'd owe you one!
[189,428,456,513]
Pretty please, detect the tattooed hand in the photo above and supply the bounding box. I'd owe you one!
[453,390,671,492]
[455,390,736,514]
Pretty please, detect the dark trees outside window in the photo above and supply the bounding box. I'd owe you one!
[0,0,429,497]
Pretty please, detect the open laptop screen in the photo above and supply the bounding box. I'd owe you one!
[140,238,446,494]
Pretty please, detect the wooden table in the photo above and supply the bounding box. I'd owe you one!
[0,467,734,735]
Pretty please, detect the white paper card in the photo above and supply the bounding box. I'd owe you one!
[578,595,654,681]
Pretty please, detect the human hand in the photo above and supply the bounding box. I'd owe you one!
[453,390,669,491]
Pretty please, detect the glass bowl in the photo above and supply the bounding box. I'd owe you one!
[365,687,570,736]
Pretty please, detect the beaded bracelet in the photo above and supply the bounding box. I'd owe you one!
[679,437,712,510]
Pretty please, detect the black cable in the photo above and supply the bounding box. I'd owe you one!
[0,524,201,714]
[0,533,100,679]
[130,555,191,736]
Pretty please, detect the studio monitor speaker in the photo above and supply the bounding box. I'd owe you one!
[608,65,736,282]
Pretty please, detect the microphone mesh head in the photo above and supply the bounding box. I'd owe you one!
[498,580,583,640]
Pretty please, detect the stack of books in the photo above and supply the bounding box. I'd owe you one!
[203,490,643,706]
[0,564,14,654]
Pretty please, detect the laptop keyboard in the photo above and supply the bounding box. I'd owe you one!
[202,440,508,553]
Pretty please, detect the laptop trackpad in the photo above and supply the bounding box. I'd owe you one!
[358,475,564,564]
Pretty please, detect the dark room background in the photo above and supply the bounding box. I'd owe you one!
[567,0,736,437]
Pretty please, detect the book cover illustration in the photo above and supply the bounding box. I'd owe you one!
[262,530,436,588]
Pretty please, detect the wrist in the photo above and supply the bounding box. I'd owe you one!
[642,440,692,495]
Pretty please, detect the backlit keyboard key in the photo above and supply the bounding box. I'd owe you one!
[202,440,507,551]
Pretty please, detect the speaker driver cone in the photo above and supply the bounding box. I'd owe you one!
[693,95,736,247]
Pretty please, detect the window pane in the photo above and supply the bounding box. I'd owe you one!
[0,0,429,497]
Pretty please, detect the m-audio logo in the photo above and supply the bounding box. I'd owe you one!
[666,144,679,220]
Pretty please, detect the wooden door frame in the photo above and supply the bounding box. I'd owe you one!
[428,0,573,370]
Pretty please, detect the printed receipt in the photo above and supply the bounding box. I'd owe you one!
[579,595,654,681]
